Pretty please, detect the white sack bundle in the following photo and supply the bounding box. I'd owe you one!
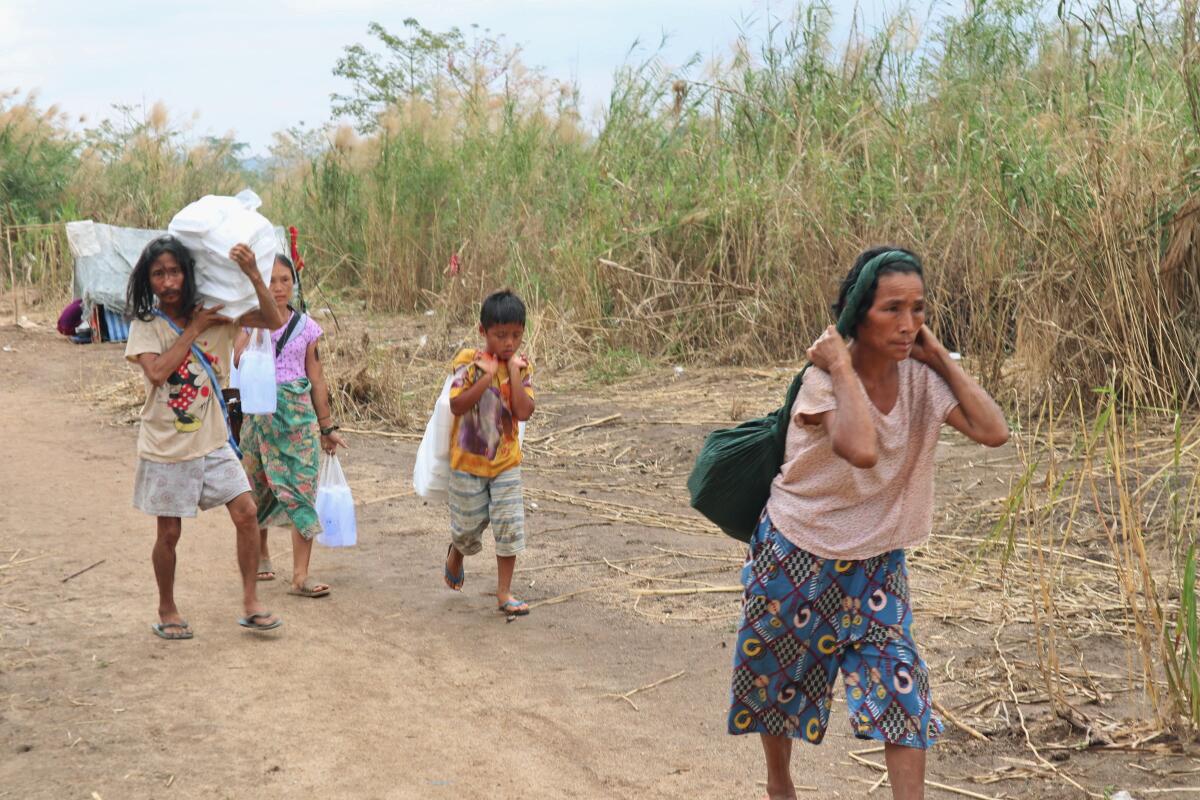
[167,189,277,319]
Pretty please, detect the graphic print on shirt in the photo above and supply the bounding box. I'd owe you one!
[455,365,513,460]
[165,348,218,432]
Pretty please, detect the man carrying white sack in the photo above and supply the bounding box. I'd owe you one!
[124,235,286,639]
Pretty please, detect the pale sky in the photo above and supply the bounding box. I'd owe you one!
[1,0,937,155]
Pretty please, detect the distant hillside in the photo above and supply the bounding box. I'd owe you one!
[239,155,276,175]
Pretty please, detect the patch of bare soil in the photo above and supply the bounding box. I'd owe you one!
[0,309,1190,799]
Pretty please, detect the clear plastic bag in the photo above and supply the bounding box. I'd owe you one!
[316,454,357,547]
[413,375,455,501]
[238,328,277,415]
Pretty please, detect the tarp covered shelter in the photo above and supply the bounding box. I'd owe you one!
[65,220,287,342]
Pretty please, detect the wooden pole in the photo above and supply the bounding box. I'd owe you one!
[4,220,18,325]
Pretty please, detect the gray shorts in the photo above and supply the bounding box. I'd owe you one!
[449,467,526,557]
[133,445,251,518]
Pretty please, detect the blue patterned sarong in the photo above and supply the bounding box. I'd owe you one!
[728,513,943,749]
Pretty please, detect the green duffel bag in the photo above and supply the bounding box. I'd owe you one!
[685,366,809,542]
[686,249,918,542]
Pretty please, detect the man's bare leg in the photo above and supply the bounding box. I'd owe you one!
[153,517,187,631]
[227,493,277,624]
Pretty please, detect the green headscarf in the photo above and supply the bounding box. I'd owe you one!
[835,250,920,338]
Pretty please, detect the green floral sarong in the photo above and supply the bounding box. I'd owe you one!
[241,378,322,540]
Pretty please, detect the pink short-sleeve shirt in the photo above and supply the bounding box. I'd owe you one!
[764,360,959,560]
[255,312,323,384]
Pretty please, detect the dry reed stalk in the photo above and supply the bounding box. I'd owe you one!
[932,699,990,743]
[525,583,620,610]
[523,487,717,536]
[603,559,727,588]
[650,546,743,562]
[514,554,674,574]
[846,752,1004,800]
[522,413,621,445]
[994,614,1094,796]
[631,586,741,597]
[601,669,686,711]
[340,427,421,441]
[0,555,46,571]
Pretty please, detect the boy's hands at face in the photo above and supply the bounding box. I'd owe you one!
[473,351,500,377]
[508,353,530,373]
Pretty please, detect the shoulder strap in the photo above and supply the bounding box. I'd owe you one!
[152,311,242,459]
[275,310,305,358]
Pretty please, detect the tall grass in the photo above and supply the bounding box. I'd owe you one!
[2,97,249,229]
[71,102,249,228]
[259,0,1200,408]
[2,97,251,300]
[1005,384,1200,738]
[3,2,1199,407]
[0,90,77,224]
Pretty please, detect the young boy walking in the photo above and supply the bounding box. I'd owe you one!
[442,290,536,616]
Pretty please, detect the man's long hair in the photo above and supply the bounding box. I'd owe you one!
[127,235,198,322]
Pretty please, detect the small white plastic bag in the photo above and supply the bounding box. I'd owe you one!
[413,375,455,501]
[316,454,357,547]
[238,328,277,414]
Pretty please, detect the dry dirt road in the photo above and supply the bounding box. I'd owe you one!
[0,325,865,800]
[0,319,1163,799]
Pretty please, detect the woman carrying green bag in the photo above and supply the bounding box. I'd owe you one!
[726,247,1008,800]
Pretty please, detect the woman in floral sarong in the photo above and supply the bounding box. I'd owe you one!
[236,254,347,597]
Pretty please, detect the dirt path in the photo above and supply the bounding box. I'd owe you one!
[0,321,1168,799]
[0,325,847,799]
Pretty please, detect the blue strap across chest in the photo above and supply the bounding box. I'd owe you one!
[152,310,242,459]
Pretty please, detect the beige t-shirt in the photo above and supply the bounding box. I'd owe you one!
[125,317,237,463]
[765,360,959,560]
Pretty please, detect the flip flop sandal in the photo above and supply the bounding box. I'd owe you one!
[497,599,530,617]
[256,558,275,581]
[151,621,193,640]
[443,544,464,592]
[288,577,331,598]
[238,612,283,632]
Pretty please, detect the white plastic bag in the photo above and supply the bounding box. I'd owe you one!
[167,189,277,319]
[238,328,277,415]
[413,376,455,501]
[412,373,528,502]
[316,454,357,547]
